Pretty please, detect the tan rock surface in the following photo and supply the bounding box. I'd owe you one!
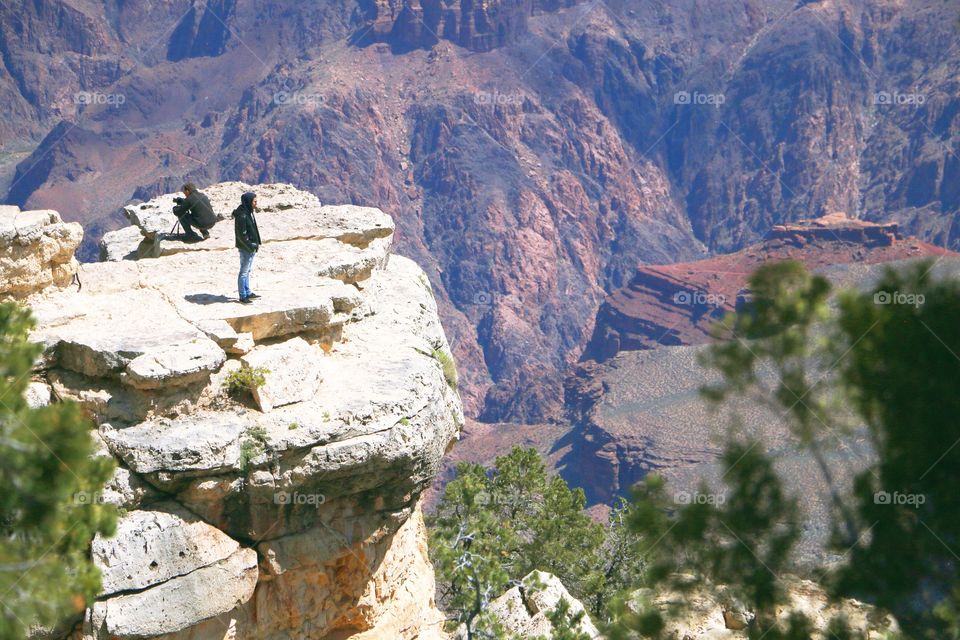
[478,571,601,639]
[92,504,245,595]
[0,207,82,299]
[645,578,899,640]
[22,184,462,639]
[239,337,323,412]
[90,548,258,639]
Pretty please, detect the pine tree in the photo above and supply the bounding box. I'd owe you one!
[612,260,960,639]
[429,447,606,638]
[0,302,116,639]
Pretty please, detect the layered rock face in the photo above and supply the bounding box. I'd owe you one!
[0,206,82,300]
[582,215,954,363]
[354,0,580,52]
[21,183,462,639]
[9,0,960,424]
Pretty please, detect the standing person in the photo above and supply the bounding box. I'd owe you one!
[233,191,262,304]
[172,182,217,241]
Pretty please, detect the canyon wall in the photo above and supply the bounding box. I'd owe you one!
[6,0,960,424]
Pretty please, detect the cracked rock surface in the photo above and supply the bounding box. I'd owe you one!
[20,184,460,640]
[0,206,82,300]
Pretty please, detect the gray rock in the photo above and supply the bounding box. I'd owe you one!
[0,208,82,299]
[92,503,243,595]
[93,547,257,639]
[30,290,216,381]
[102,182,391,265]
[226,332,255,355]
[239,337,323,411]
[25,381,51,408]
[100,414,245,475]
[19,184,462,639]
[477,571,601,639]
[123,340,226,390]
[100,466,157,509]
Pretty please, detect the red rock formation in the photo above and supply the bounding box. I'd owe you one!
[583,215,954,363]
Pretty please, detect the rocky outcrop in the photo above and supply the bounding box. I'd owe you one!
[0,206,82,300]
[582,215,954,363]
[20,184,462,639]
[355,0,580,52]
[636,578,899,639]
[472,571,600,639]
[770,213,900,248]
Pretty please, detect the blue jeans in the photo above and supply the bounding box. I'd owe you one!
[238,249,256,299]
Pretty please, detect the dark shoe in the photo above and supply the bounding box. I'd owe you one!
[246,293,261,299]
[200,229,210,240]
[182,233,202,243]
[239,297,253,305]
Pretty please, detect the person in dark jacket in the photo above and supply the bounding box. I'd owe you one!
[172,183,217,242]
[233,191,262,304]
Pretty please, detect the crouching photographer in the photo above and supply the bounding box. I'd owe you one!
[172,183,217,242]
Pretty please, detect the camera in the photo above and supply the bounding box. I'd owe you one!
[173,196,185,204]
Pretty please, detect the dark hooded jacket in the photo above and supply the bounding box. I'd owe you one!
[172,189,217,229]
[233,192,262,253]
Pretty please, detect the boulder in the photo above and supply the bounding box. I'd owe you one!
[640,578,900,639]
[239,337,323,411]
[92,503,244,595]
[0,207,82,299]
[101,182,392,265]
[25,381,51,408]
[92,548,257,639]
[477,571,601,639]
[100,413,245,476]
[99,466,158,509]
[30,290,221,382]
[123,340,226,390]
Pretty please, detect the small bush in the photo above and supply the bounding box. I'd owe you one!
[224,366,270,397]
[238,425,268,473]
[418,273,433,292]
[431,348,458,391]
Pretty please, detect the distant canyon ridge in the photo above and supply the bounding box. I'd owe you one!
[3,0,960,423]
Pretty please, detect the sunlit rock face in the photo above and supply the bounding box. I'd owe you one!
[18,184,462,640]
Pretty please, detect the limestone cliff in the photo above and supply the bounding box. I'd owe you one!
[0,205,81,300]
[13,183,463,639]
